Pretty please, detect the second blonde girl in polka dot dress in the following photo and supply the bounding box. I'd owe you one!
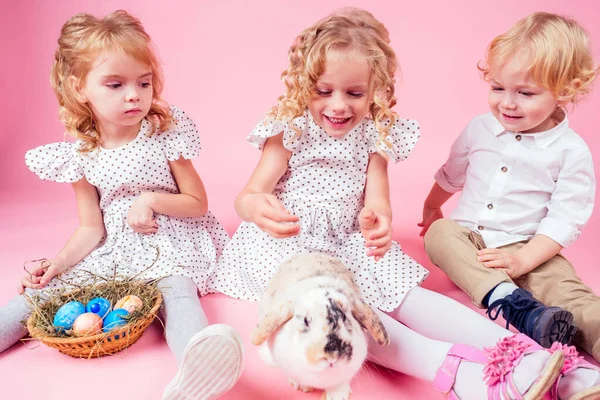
[210,9,428,312]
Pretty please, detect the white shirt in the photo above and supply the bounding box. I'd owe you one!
[435,112,595,248]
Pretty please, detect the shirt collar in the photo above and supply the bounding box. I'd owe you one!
[486,112,570,149]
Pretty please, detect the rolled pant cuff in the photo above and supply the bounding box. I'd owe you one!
[592,341,600,363]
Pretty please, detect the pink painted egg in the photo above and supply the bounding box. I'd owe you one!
[72,312,103,336]
[114,295,143,313]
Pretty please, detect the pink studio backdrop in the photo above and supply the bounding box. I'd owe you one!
[0,1,599,399]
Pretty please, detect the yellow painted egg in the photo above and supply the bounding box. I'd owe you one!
[72,312,103,336]
[114,295,143,313]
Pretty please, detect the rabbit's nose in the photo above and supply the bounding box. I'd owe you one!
[323,355,339,367]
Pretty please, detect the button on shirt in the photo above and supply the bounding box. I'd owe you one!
[434,112,595,248]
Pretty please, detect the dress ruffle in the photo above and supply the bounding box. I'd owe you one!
[247,117,302,152]
[25,142,85,183]
[366,117,420,163]
[162,107,202,160]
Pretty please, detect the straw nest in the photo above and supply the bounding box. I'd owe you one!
[24,255,163,359]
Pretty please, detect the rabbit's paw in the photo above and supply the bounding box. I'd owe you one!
[288,378,314,392]
[258,343,276,367]
[322,383,351,400]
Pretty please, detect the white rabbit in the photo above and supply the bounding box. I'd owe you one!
[251,252,390,400]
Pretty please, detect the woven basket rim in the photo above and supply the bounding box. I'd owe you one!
[27,286,162,345]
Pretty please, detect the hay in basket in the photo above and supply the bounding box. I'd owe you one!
[24,250,164,359]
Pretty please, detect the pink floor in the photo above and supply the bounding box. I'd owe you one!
[1,197,599,400]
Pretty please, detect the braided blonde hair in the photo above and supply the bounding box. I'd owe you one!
[51,10,172,152]
[269,7,399,149]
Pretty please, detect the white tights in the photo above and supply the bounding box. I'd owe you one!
[366,286,547,399]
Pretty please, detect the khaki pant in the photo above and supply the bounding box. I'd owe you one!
[424,218,600,362]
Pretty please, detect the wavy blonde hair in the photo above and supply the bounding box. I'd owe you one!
[268,7,399,149]
[51,10,172,152]
[478,12,599,104]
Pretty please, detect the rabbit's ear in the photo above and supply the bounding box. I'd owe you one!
[251,300,294,345]
[351,298,389,346]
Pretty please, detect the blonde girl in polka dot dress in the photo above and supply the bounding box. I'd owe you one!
[210,10,428,316]
[0,11,242,400]
[210,8,571,399]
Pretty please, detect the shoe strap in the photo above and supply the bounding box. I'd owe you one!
[488,379,524,400]
[483,334,543,400]
[434,335,547,400]
[548,342,600,375]
[433,344,488,397]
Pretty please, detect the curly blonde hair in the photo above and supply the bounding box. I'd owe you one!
[478,12,599,104]
[268,7,399,149]
[51,10,172,152]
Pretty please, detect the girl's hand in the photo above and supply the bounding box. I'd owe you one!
[244,193,300,238]
[417,205,444,236]
[127,194,158,234]
[359,208,392,261]
[18,259,67,294]
[477,248,527,279]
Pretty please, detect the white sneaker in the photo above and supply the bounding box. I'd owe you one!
[162,324,244,400]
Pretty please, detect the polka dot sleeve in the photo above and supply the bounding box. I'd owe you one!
[25,141,85,183]
[367,117,421,163]
[163,106,202,161]
[247,115,303,152]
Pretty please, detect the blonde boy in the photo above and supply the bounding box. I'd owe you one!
[421,12,599,361]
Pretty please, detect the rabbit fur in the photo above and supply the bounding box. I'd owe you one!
[251,252,389,400]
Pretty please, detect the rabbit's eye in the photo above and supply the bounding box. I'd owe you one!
[304,317,310,327]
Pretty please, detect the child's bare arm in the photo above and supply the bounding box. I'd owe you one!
[235,133,300,238]
[419,122,471,235]
[360,153,392,260]
[135,157,208,218]
[515,235,563,272]
[19,178,105,293]
[477,235,562,279]
[419,182,455,236]
[364,153,391,218]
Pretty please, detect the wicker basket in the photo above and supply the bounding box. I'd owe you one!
[27,285,162,359]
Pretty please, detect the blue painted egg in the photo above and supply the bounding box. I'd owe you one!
[103,309,130,332]
[53,301,85,332]
[86,297,111,319]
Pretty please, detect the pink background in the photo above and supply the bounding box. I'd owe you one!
[1,1,599,399]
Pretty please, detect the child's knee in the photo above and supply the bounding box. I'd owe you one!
[424,218,457,250]
[157,275,198,298]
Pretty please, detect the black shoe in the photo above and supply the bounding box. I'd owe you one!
[486,288,577,348]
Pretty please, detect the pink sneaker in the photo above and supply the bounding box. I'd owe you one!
[433,334,564,399]
[544,343,600,400]
[162,324,244,400]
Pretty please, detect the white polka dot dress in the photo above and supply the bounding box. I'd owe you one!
[25,107,229,295]
[209,111,429,312]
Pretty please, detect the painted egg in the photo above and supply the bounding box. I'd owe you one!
[86,297,111,319]
[103,309,130,332]
[114,295,143,313]
[72,313,103,336]
[53,301,85,332]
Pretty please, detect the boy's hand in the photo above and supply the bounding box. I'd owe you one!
[128,194,158,234]
[417,205,444,236]
[477,248,527,279]
[18,258,67,294]
[359,208,392,261]
[246,193,300,238]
